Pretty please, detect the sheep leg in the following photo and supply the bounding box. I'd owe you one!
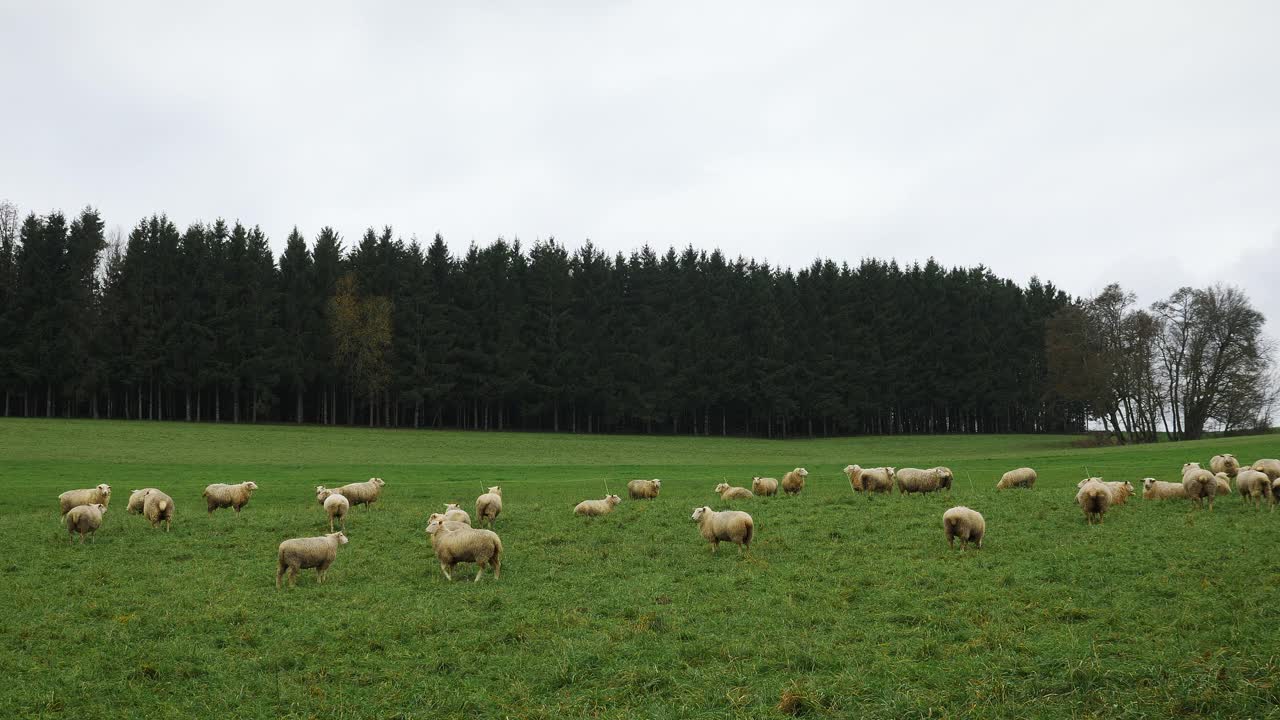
[440,563,453,581]
[492,556,500,580]
[473,565,485,582]
[289,566,299,587]
[276,564,285,589]
[710,541,719,554]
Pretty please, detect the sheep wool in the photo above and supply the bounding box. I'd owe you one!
[443,503,471,525]
[276,532,349,589]
[65,503,107,543]
[1104,481,1135,505]
[942,506,985,549]
[843,465,865,492]
[334,478,385,509]
[127,488,157,515]
[425,515,502,581]
[476,486,503,528]
[931,467,956,491]
[861,467,895,495]
[751,476,778,496]
[996,468,1036,490]
[1213,473,1232,496]
[1181,463,1216,510]
[202,481,259,515]
[627,479,662,500]
[896,468,947,495]
[1210,454,1241,478]
[691,506,753,554]
[325,493,350,532]
[1142,478,1187,500]
[574,494,622,516]
[58,484,112,516]
[1252,459,1280,481]
[781,468,808,495]
[1076,479,1111,525]
[714,483,754,500]
[1235,469,1272,511]
[142,489,175,531]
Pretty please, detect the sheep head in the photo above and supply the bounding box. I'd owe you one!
[691,506,711,522]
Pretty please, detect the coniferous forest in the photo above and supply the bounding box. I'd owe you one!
[0,206,1086,436]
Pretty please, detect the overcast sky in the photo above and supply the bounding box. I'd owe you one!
[3,1,1277,332]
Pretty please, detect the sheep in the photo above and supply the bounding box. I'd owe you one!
[424,512,472,533]
[64,503,106,543]
[781,468,808,495]
[1235,469,1273,511]
[443,503,471,525]
[1076,479,1111,525]
[425,514,502,581]
[324,493,350,532]
[932,467,956,491]
[861,467,896,495]
[333,477,385,509]
[996,467,1036,490]
[127,488,157,514]
[1252,459,1280,481]
[1210,454,1241,478]
[896,468,947,495]
[574,494,622,516]
[202,481,258,515]
[58,484,112,516]
[476,486,502,528]
[1213,473,1232,496]
[1075,478,1135,505]
[751,476,779,496]
[690,506,753,554]
[1142,477,1187,500]
[942,506,985,549]
[843,465,865,492]
[714,483,754,500]
[627,478,662,500]
[143,490,175,531]
[276,532,349,589]
[1181,463,1216,510]
[315,485,335,505]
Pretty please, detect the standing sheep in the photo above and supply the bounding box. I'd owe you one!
[127,488,157,514]
[690,506,753,554]
[1142,478,1187,500]
[1181,463,1216,510]
[860,467,895,495]
[476,486,503,528]
[843,465,865,492]
[626,479,662,500]
[1076,479,1111,525]
[276,532,349,589]
[781,468,808,495]
[65,504,107,543]
[334,478,385,509]
[714,483,754,500]
[443,503,471,525]
[142,490,175,531]
[1252,459,1280,481]
[1210,454,1241,478]
[932,467,955,491]
[751,476,779,496]
[202,481,259,515]
[574,494,622,516]
[324,493,350,532]
[1235,469,1273,510]
[58,484,112,516]
[1213,473,1232,496]
[1104,481,1135,505]
[425,514,502,582]
[942,506,985,549]
[896,468,947,495]
[996,468,1036,490]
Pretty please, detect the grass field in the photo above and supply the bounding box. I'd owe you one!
[2,419,1279,719]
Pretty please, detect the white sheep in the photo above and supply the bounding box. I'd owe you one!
[751,476,778,496]
[843,465,865,492]
[425,514,502,581]
[1076,479,1111,525]
[276,532,349,589]
[127,488,157,514]
[324,493,350,532]
[476,486,503,527]
[333,477,385,509]
[1210,454,1241,478]
[932,467,956,491]
[860,467,895,495]
[896,468,947,495]
[1213,473,1232,496]
[996,468,1036,490]
[1235,469,1273,510]
[942,506,985,549]
[143,490,175,531]
[627,479,662,500]
[58,484,112,516]
[574,494,622,516]
[1142,478,1187,500]
[714,483,754,500]
[64,503,106,543]
[1181,463,1216,510]
[202,481,258,515]
[781,468,808,495]
[1252,459,1280,481]
[443,503,471,525]
[1075,479,1135,505]
[690,506,753,554]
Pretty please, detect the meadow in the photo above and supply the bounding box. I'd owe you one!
[2,418,1279,719]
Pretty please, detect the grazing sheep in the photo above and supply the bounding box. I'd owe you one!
[443,503,471,525]
[1210,454,1241,478]
[714,483,754,500]
[1076,479,1111,525]
[861,467,896,495]
[325,493,350,532]
[142,490,175,531]
[574,494,622,516]
[333,477,385,509]
[1142,478,1187,500]
[64,503,107,543]
[690,506,753,554]
[781,468,808,495]
[127,488,157,514]
[425,512,472,533]
[1213,473,1232,496]
[276,532,349,589]
[202,481,259,515]
[896,468,947,495]
[843,465,865,492]
[476,486,503,528]
[996,468,1036,490]
[1252,459,1280,481]
[58,484,112,516]
[315,485,335,504]
[751,476,779,496]
[932,467,956,491]
[942,506,985,549]
[1181,463,1216,510]
[1075,478,1135,505]
[1235,469,1273,510]
[627,478,662,500]
[425,514,503,582]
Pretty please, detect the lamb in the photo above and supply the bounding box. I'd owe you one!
[1210,454,1241,478]
[476,486,503,527]
[142,490,175,531]
[443,503,471,525]
[751,476,779,496]
[996,467,1036,490]
[425,514,502,581]
[1142,478,1187,500]
[1181,463,1216,510]
[574,494,622,516]
[942,506,985,549]
[276,532,349,589]
[202,481,258,515]
[1235,469,1273,510]
[324,493,350,532]
[860,467,895,495]
[58,484,112,516]
[690,506,753,554]
[64,503,106,543]
[781,468,808,495]
[1213,473,1232,496]
[127,488,157,514]
[714,483,754,500]
[1252,459,1280,480]
[627,478,662,500]
[333,477,385,509]
[1076,479,1111,525]
[896,468,947,495]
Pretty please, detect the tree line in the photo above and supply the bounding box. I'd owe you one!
[11,200,1253,439]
